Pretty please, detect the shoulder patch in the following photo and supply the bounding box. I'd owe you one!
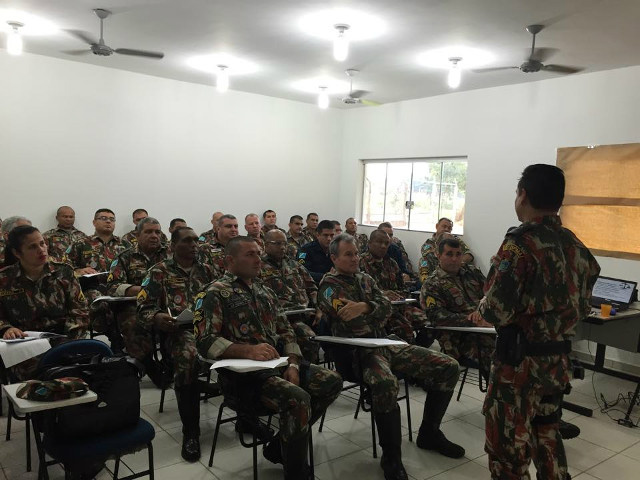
[332,298,344,312]
[424,296,436,308]
[298,252,307,259]
[110,259,118,268]
[198,236,205,242]
[420,259,428,267]
[323,287,334,299]
[65,245,72,254]
[498,260,511,272]
[502,242,524,258]
[141,277,150,287]
[195,296,204,310]
[137,289,147,302]
[220,289,231,298]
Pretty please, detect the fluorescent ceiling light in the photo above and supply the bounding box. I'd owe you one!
[447,57,462,88]
[216,66,229,93]
[417,47,494,70]
[187,53,258,76]
[291,77,351,95]
[6,22,23,55]
[0,9,57,36]
[299,8,385,42]
[317,87,329,109]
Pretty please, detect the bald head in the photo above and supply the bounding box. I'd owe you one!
[56,206,76,229]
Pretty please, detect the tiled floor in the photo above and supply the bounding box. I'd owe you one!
[1,369,639,479]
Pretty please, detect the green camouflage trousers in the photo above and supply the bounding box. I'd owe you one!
[117,306,153,359]
[438,332,495,374]
[158,329,198,387]
[484,361,568,479]
[260,364,342,443]
[291,320,320,364]
[360,343,459,413]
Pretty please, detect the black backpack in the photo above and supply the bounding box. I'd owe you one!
[37,354,142,439]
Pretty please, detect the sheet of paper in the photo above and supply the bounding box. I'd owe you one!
[284,307,316,316]
[92,296,137,304]
[81,272,108,278]
[391,298,418,305]
[23,331,65,339]
[209,356,289,373]
[174,309,194,325]
[0,338,51,367]
[313,336,408,347]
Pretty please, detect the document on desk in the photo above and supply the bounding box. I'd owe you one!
[209,356,289,373]
[81,272,109,278]
[92,296,137,304]
[313,336,408,347]
[284,307,316,316]
[0,338,51,367]
[391,299,418,306]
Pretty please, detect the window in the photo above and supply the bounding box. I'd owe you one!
[361,158,467,234]
[557,143,640,261]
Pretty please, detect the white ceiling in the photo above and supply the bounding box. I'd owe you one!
[3,0,640,108]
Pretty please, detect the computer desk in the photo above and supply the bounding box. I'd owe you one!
[576,302,640,427]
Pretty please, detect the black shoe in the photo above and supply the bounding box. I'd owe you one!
[181,436,201,462]
[559,420,580,440]
[263,437,283,464]
[416,429,465,458]
[197,379,221,397]
[380,454,409,480]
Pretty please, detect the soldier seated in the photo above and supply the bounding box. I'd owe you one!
[377,223,415,284]
[137,227,216,462]
[345,217,368,253]
[197,214,239,279]
[420,237,494,372]
[297,219,335,284]
[194,237,342,479]
[318,234,465,480]
[198,211,223,244]
[260,229,320,363]
[285,215,307,258]
[0,226,88,380]
[301,212,318,244]
[42,206,87,261]
[419,218,474,283]
[360,230,426,343]
[1,216,32,266]
[244,213,265,252]
[123,208,168,246]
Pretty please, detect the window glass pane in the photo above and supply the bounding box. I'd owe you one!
[362,163,387,226]
[408,162,442,232]
[440,161,467,235]
[384,163,412,229]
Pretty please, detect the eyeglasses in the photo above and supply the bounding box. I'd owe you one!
[267,241,287,246]
[95,216,116,222]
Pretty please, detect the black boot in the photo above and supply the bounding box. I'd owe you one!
[141,356,172,390]
[417,389,465,458]
[559,419,580,440]
[175,383,201,462]
[282,432,310,480]
[375,406,408,480]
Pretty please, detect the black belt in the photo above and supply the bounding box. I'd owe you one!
[525,340,572,356]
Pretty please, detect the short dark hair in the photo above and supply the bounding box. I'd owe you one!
[218,214,237,227]
[331,220,341,227]
[378,222,393,229]
[132,208,148,217]
[225,236,256,257]
[517,164,565,211]
[306,212,318,220]
[171,226,194,243]
[94,208,115,219]
[437,217,452,224]
[289,215,303,223]
[317,220,335,233]
[262,210,275,219]
[438,237,461,254]
[369,229,389,242]
[5,225,40,266]
[169,218,186,230]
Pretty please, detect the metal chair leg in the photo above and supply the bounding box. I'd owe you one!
[404,379,412,442]
[456,367,469,401]
[209,402,226,467]
[252,429,258,480]
[158,387,166,413]
[148,442,155,480]
[113,457,120,480]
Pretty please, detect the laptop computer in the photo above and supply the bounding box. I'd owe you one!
[590,276,638,311]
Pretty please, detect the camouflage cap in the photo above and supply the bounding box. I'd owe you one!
[16,377,89,402]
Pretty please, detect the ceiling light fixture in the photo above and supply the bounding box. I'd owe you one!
[216,65,229,93]
[447,57,462,88]
[6,21,23,55]
[317,86,329,109]
[333,24,350,61]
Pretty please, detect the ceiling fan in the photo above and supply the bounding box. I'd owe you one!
[473,24,582,75]
[66,8,164,59]
[342,69,381,106]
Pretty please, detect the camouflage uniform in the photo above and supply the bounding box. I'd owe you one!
[193,272,342,456]
[391,236,416,278]
[420,264,494,371]
[318,271,459,414]
[64,234,131,335]
[0,238,5,266]
[196,243,226,280]
[123,229,168,246]
[105,245,169,357]
[286,232,307,259]
[198,229,216,244]
[359,252,426,342]
[300,227,315,245]
[42,227,87,262]
[137,257,215,384]
[0,261,89,379]
[480,215,600,480]
[419,236,472,283]
[259,255,320,362]
[250,233,265,254]
[350,232,369,254]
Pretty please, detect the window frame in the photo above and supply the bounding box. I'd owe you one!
[359,156,468,234]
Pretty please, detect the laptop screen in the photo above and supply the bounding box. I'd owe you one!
[591,276,637,305]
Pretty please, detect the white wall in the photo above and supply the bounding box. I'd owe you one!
[339,65,640,367]
[0,52,343,236]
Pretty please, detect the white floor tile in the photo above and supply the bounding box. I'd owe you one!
[564,437,616,473]
[313,450,392,480]
[568,415,640,452]
[426,460,491,479]
[154,460,219,480]
[440,418,487,460]
[123,430,182,472]
[586,453,640,480]
[621,439,640,461]
[398,442,470,480]
[205,442,285,480]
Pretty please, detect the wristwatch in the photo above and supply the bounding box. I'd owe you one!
[287,363,300,371]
